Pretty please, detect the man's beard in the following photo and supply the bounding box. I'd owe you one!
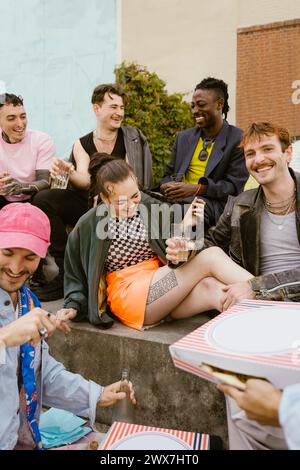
[0,269,31,292]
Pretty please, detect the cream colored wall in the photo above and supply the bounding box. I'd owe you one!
[238,0,300,27]
[121,0,239,122]
[121,0,300,123]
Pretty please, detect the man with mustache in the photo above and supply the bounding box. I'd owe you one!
[0,93,55,208]
[167,121,299,450]
[160,77,248,231]
[0,203,135,450]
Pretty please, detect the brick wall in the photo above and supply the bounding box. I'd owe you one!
[237,19,300,136]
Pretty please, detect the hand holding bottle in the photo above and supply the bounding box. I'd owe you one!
[98,378,136,408]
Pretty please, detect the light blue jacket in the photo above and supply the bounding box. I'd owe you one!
[280,383,300,450]
[0,288,103,450]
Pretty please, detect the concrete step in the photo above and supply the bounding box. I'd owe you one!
[44,300,227,446]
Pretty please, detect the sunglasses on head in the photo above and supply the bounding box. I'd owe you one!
[198,138,215,162]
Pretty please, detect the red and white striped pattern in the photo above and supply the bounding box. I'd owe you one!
[101,421,209,450]
[172,300,300,369]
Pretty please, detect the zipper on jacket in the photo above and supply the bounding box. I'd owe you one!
[260,281,300,297]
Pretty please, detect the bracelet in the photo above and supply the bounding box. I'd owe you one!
[195,184,202,196]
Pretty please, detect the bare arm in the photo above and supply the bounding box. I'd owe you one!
[68,140,91,190]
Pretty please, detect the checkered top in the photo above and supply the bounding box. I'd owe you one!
[105,212,156,272]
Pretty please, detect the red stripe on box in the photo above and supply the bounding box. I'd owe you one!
[172,301,300,369]
[202,434,209,450]
[103,421,119,449]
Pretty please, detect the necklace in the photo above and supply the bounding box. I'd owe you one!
[93,131,117,142]
[263,195,296,230]
[264,188,296,212]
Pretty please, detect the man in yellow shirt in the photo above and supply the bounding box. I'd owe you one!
[160,77,248,231]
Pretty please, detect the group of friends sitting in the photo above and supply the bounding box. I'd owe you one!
[0,76,300,450]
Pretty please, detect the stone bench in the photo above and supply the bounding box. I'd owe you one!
[45,300,228,446]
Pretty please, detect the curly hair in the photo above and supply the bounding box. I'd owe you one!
[0,93,23,108]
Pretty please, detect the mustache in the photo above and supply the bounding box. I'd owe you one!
[253,163,273,171]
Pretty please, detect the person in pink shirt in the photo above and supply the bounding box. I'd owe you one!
[0,93,55,207]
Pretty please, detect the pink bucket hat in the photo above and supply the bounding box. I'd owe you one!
[0,203,50,257]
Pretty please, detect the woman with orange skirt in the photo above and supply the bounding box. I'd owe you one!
[63,154,254,331]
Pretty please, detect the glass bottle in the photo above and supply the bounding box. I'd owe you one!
[112,369,134,424]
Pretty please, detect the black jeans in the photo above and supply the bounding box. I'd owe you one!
[31,189,88,261]
[0,195,32,209]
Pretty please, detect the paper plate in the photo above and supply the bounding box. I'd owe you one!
[110,431,191,450]
[208,307,300,355]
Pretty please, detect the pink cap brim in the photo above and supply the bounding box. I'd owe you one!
[0,232,50,258]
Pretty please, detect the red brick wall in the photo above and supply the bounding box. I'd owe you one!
[237,19,300,136]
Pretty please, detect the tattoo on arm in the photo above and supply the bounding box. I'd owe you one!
[146,271,178,305]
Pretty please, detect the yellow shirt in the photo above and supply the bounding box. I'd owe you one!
[184,137,215,185]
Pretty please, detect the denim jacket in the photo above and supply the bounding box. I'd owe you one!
[204,169,300,301]
[0,288,103,450]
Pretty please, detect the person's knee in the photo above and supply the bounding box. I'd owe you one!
[198,276,224,310]
[31,189,52,207]
[199,276,220,291]
[32,189,63,216]
[196,246,224,265]
[204,246,224,259]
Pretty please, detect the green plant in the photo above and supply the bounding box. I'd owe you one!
[115,62,194,186]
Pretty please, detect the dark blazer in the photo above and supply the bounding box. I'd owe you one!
[160,121,249,228]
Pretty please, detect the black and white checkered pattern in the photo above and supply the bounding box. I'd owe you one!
[105,212,156,272]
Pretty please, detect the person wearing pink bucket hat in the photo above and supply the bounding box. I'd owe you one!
[0,203,50,258]
[0,202,136,450]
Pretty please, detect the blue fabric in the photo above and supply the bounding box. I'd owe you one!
[19,285,43,450]
[39,408,91,448]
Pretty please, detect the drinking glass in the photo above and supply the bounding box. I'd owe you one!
[170,223,193,262]
[50,161,70,189]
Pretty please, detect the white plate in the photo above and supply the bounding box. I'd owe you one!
[110,431,192,450]
[208,307,300,355]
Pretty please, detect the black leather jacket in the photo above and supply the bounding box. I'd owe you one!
[204,169,300,301]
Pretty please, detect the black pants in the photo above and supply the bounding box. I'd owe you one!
[31,189,88,261]
[0,196,32,209]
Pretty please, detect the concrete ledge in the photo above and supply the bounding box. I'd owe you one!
[46,307,228,445]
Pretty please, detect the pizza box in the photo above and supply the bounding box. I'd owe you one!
[100,421,211,450]
[169,300,300,389]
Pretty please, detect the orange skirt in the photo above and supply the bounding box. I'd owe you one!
[106,257,161,331]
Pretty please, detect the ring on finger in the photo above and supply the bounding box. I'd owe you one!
[38,327,48,339]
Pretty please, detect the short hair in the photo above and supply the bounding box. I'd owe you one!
[195,77,230,119]
[240,122,292,152]
[0,93,24,108]
[91,84,127,106]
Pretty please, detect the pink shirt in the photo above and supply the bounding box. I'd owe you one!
[0,129,55,201]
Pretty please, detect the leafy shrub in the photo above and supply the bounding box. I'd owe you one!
[115,62,194,186]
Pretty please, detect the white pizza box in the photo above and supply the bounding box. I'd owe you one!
[100,421,210,450]
[169,300,300,389]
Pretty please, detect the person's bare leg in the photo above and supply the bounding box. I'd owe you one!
[144,247,252,325]
[170,277,225,319]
